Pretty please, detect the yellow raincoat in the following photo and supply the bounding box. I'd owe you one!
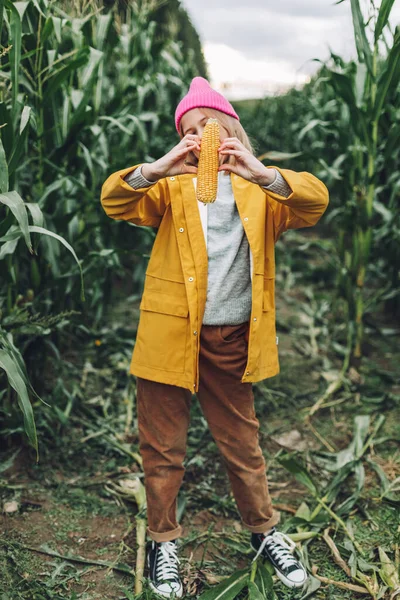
[100,164,329,393]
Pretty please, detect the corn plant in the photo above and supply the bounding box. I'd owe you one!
[0,0,202,454]
[236,0,400,380]
[321,0,400,361]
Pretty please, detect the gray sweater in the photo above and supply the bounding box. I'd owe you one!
[124,164,291,325]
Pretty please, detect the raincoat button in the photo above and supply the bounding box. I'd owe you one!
[170,177,175,181]
[253,317,257,321]
[179,227,184,232]
[246,371,250,375]
[188,277,194,281]
[193,330,198,335]
[244,217,249,222]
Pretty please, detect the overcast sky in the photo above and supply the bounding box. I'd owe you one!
[180,0,400,100]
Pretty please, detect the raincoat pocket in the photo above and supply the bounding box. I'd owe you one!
[134,294,189,373]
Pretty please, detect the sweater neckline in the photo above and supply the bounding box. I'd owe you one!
[218,171,232,184]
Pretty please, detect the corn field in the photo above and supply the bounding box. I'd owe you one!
[0,0,399,599]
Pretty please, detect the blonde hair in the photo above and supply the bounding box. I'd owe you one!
[178,107,256,170]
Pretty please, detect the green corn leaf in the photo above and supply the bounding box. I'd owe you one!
[0,223,85,301]
[0,0,4,47]
[278,455,318,495]
[0,135,8,193]
[0,102,14,163]
[0,448,22,474]
[254,562,275,599]
[378,547,400,590]
[66,47,103,132]
[328,70,370,148]
[28,225,85,302]
[25,202,45,228]
[366,458,400,505]
[298,574,322,599]
[0,237,19,260]
[384,123,400,161]
[353,414,371,457]
[0,348,38,461]
[289,531,319,542]
[8,105,32,176]
[298,119,331,141]
[4,0,24,111]
[295,501,311,521]
[354,62,367,106]
[335,462,365,516]
[325,460,357,503]
[94,13,112,49]
[257,151,303,162]
[196,569,248,600]
[41,16,54,44]
[126,114,148,145]
[331,415,370,469]
[360,414,385,456]
[373,26,400,123]
[0,191,32,252]
[31,0,45,17]
[51,15,62,43]
[248,582,266,600]
[42,47,89,99]
[317,158,343,181]
[98,115,133,136]
[350,0,373,74]
[375,0,397,41]
[78,141,95,187]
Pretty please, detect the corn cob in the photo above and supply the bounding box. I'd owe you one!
[196,118,220,203]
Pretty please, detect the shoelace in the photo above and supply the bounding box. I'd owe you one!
[156,541,181,581]
[252,531,298,568]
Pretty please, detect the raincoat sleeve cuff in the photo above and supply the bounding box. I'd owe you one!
[261,169,292,198]
[124,165,157,189]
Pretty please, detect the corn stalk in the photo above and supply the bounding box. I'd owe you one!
[0,0,201,450]
[326,0,400,360]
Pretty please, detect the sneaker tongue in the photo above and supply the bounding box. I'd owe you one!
[260,527,276,540]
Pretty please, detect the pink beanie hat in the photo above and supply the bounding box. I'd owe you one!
[175,76,240,134]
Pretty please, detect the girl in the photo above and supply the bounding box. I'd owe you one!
[100,76,329,598]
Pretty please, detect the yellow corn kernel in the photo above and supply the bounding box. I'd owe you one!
[196,118,220,203]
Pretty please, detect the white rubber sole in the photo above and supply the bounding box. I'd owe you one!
[148,580,183,598]
[250,542,308,589]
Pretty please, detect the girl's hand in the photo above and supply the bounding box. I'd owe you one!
[146,135,201,179]
[218,138,276,185]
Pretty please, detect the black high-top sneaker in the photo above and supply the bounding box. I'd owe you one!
[147,539,183,598]
[251,527,308,588]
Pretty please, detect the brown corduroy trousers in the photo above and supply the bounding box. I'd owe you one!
[136,320,281,542]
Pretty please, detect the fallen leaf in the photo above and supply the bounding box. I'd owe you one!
[271,429,308,451]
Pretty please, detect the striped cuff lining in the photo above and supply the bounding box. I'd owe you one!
[124,165,156,189]
[262,169,292,198]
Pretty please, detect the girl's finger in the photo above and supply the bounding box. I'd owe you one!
[183,134,200,143]
[219,137,241,144]
[219,140,246,151]
[177,142,199,156]
[219,149,243,157]
[220,137,247,148]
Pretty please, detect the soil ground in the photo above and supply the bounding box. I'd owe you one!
[1,230,399,600]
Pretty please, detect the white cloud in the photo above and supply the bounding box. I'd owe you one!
[203,43,310,99]
[181,0,400,99]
